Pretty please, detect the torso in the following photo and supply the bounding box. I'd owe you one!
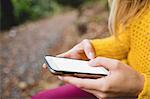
[127,6,150,74]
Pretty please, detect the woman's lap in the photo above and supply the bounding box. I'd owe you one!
[32,84,97,99]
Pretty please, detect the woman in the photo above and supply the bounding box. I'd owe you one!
[33,0,150,98]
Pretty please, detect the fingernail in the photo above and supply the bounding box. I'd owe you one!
[88,52,94,59]
[58,76,63,80]
[43,64,47,69]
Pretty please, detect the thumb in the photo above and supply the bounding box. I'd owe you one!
[88,57,119,70]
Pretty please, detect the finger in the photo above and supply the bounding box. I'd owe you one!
[59,52,84,60]
[57,52,71,58]
[57,43,84,59]
[71,44,88,60]
[88,57,120,70]
[60,76,121,98]
[60,76,103,90]
[82,88,106,99]
[82,39,95,59]
[83,88,127,98]
[82,88,100,95]
[42,64,48,69]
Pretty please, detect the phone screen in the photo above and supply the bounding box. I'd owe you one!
[45,56,109,75]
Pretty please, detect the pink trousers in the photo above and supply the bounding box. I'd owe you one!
[32,84,97,99]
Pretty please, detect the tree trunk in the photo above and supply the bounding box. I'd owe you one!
[0,0,16,30]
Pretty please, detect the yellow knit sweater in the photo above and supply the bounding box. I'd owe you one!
[91,5,150,99]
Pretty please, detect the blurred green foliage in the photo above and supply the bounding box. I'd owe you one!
[12,0,60,22]
[0,0,106,30]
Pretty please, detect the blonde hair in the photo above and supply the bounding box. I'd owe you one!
[108,0,150,35]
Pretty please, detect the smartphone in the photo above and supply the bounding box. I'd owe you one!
[44,55,109,78]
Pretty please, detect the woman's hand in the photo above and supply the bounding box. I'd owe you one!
[57,39,95,60]
[59,57,144,99]
[43,39,95,68]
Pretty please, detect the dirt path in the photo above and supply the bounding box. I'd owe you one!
[0,11,77,98]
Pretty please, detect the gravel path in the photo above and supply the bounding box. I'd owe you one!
[0,11,77,98]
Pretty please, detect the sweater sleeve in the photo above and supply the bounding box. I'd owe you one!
[91,32,130,60]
